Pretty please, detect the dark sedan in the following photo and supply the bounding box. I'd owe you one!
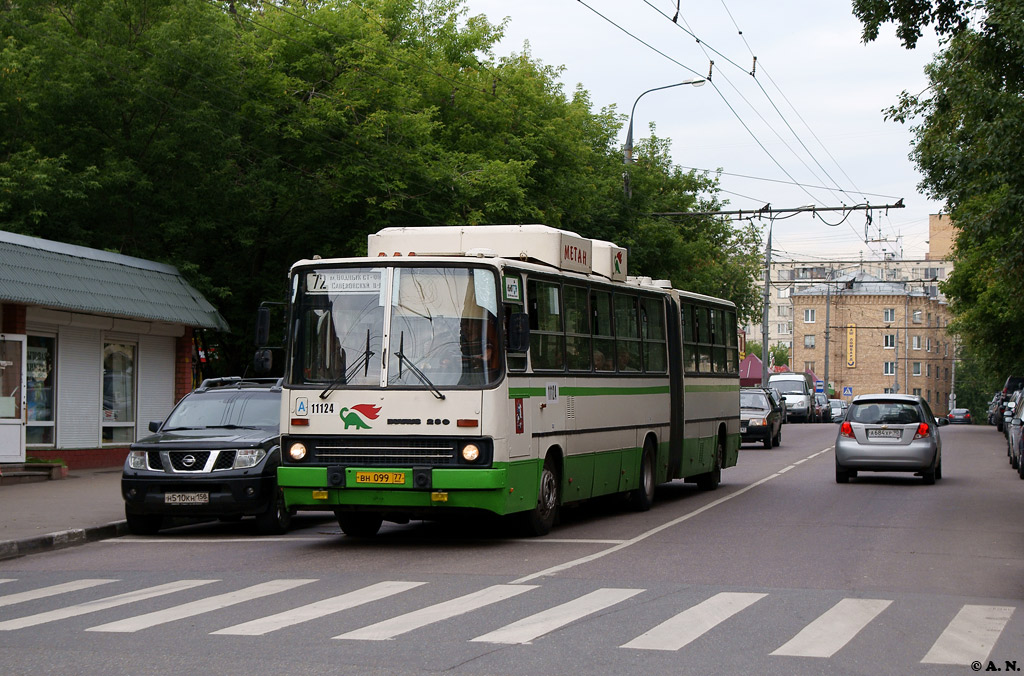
[946,408,972,424]
[740,388,782,449]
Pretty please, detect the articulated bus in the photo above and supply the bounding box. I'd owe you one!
[275,225,740,536]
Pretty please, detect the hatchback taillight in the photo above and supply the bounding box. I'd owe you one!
[840,421,854,438]
[914,422,930,439]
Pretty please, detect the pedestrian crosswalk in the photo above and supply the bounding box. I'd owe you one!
[0,576,1016,665]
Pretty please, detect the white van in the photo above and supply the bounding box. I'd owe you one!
[768,373,814,423]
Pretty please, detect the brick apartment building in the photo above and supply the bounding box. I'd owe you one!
[791,272,953,414]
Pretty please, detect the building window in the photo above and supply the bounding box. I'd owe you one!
[927,312,932,326]
[912,335,922,350]
[884,361,896,376]
[926,337,932,352]
[913,388,922,397]
[927,389,932,402]
[778,287,791,299]
[777,305,790,318]
[913,362,922,376]
[884,387,895,394]
[26,335,56,446]
[884,308,896,323]
[884,334,896,348]
[777,322,791,335]
[803,309,815,323]
[804,361,815,373]
[102,342,137,444]
[804,335,816,349]
[912,309,922,324]
[926,363,931,377]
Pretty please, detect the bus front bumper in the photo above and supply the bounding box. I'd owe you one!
[277,465,530,516]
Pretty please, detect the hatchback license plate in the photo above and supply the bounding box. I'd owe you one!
[165,492,209,505]
[355,471,406,485]
[867,429,901,439]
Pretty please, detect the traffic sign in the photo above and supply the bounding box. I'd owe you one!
[842,386,853,397]
[815,380,824,393]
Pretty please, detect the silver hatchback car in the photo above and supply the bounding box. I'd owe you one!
[835,394,948,484]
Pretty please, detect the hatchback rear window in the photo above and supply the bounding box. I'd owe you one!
[848,402,921,425]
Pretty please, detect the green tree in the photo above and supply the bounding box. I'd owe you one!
[851,0,1024,379]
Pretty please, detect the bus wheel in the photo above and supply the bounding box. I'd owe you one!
[519,456,560,536]
[695,439,723,491]
[629,443,655,511]
[336,511,383,538]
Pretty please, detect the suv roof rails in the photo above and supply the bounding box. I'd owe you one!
[195,377,283,392]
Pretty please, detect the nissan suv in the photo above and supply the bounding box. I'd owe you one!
[122,377,289,535]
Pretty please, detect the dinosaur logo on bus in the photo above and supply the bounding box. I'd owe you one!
[340,404,381,430]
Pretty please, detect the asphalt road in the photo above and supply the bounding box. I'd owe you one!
[0,422,1021,676]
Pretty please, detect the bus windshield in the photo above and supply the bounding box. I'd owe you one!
[292,265,501,389]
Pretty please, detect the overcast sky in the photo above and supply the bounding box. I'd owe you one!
[463,0,944,262]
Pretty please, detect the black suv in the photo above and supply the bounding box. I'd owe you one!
[122,377,289,535]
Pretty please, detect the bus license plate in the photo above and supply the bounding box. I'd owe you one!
[165,492,209,505]
[355,471,406,485]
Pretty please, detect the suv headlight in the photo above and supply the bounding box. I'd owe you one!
[127,450,147,470]
[233,448,267,469]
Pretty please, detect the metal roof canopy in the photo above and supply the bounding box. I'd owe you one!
[0,230,228,331]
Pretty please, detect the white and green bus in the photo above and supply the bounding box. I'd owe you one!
[275,225,740,536]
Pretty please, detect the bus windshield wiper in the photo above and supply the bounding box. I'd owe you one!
[320,330,375,400]
[394,332,445,400]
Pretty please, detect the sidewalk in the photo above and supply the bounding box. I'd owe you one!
[0,467,127,561]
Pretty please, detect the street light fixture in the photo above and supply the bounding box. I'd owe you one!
[623,78,706,165]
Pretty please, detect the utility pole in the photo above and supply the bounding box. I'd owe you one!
[761,226,772,386]
[824,270,832,396]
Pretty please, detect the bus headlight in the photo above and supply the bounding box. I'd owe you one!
[289,442,307,461]
[461,444,480,462]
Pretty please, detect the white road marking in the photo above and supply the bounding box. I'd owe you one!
[0,580,216,630]
[86,579,316,633]
[212,581,425,636]
[334,584,537,641]
[0,579,116,608]
[621,592,767,651]
[921,605,1015,665]
[771,598,892,657]
[471,588,643,644]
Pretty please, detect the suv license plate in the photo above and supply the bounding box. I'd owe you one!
[165,492,209,505]
[355,471,406,485]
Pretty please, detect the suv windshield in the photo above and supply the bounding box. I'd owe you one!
[163,391,279,430]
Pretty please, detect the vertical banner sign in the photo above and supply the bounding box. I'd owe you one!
[846,324,856,368]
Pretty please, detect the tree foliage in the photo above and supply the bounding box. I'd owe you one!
[1,0,762,372]
[853,0,1024,378]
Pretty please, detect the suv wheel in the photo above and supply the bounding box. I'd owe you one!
[256,489,292,535]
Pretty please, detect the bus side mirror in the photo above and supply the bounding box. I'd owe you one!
[255,306,271,347]
[507,313,530,352]
[253,348,273,374]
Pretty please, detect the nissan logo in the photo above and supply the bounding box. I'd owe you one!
[182,454,197,467]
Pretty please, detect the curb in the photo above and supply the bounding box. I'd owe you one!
[0,521,129,561]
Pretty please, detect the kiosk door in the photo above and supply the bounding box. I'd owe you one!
[0,335,27,463]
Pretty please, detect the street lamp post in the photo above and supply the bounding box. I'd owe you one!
[623,78,706,165]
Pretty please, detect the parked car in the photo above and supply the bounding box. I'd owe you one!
[1002,394,1020,438]
[767,386,788,423]
[987,394,1002,425]
[122,377,290,535]
[1006,403,1024,471]
[946,408,972,424]
[814,392,832,423]
[740,387,783,448]
[995,381,1023,432]
[829,398,849,422]
[835,394,948,484]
